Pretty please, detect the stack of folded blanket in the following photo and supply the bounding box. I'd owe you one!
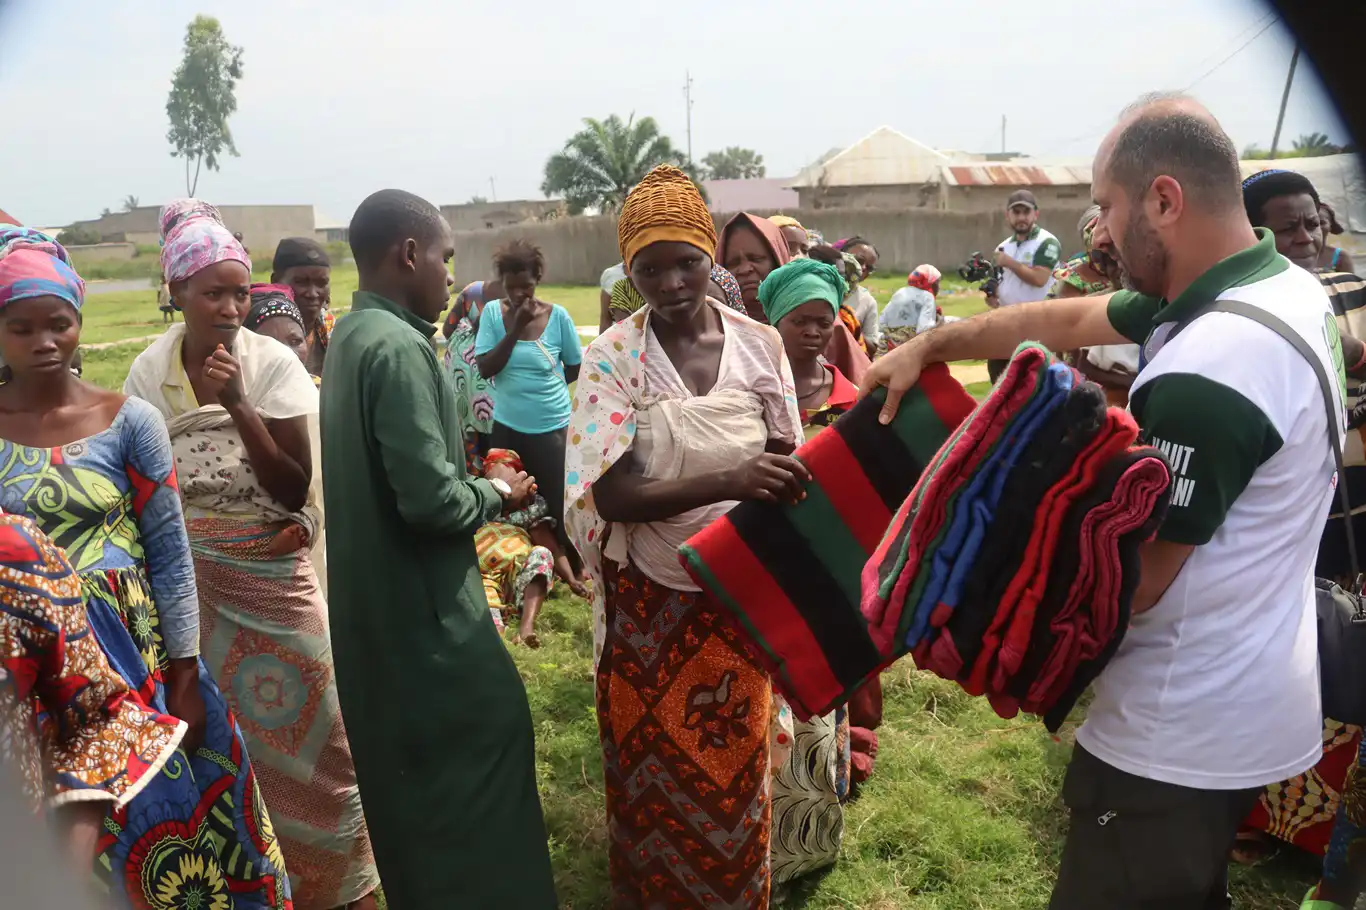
[678,363,977,720]
[681,345,1172,731]
[861,343,1172,730]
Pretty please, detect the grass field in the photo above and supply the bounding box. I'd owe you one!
[77,269,1319,906]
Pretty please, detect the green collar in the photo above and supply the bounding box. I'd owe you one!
[1011,224,1042,243]
[352,290,436,339]
[1153,228,1287,325]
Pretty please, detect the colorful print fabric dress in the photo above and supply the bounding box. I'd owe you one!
[0,513,185,815]
[0,398,291,909]
[442,283,496,474]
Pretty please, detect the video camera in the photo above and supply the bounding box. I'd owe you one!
[959,251,1004,297]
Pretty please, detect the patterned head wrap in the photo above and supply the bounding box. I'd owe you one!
[159,198,252,283]
[484,448,524,473]
[245,284,305,333]
[708,265,746,314]
[768,215,804,230]
[757,258,848,326]
[0,226,85,313]
[907,264,942,294]
[609,278,647,318]
[617,166,718,269]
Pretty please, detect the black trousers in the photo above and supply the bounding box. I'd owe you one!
[987,358,1010,385]
[489,422,577,568]
[1049,746,1261,910]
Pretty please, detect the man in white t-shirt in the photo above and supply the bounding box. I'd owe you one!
[986,190,1062,382]
[863,92,1341,909]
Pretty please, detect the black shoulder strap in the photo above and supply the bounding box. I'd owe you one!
[1170,299,1355,578]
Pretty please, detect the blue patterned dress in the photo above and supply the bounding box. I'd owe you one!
[0,397,290,909]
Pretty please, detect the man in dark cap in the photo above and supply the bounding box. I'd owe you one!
[271,237,333,378]
[985,189,1062,381]
[320,189,555,909]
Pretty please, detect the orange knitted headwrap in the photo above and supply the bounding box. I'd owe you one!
[617,166,718,270]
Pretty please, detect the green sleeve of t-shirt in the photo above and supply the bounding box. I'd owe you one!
[1130,372,1284,545]
[1032,237,1062,269]
[1106,290,1161,344]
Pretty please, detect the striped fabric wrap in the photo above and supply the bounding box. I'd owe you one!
[679,362,976,721]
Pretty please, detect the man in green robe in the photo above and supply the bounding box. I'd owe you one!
[320,189,556,908]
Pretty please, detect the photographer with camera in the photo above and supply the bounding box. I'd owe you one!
[985,189,1061,382]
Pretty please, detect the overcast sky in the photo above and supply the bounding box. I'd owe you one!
[0,0,1349,227]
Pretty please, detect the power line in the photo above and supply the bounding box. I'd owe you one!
[1182,17,1278,91]
[1177,12,1276,88]
[1035,13,1279,157]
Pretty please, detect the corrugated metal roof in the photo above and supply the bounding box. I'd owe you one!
[939,163,1093,187]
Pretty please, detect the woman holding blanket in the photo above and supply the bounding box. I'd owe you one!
[0,223,290,907]
[126,201,379,910]
[567,165,809,909]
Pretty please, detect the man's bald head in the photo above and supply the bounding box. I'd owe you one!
[1098,91,1244,215]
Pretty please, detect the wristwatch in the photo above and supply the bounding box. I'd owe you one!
[489,478,512,498]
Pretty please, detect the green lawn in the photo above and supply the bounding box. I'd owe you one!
[511,594,1316,909]
[78,277,1318,907]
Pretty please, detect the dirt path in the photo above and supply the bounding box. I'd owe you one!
[83,333,163,351]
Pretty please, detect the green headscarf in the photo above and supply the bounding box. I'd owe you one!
[757,258,848,326]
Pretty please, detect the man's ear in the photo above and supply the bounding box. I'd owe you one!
[1150,175,1185,224]
[398,237,419,273]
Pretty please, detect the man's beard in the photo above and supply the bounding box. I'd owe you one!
[1115,210,1169,297]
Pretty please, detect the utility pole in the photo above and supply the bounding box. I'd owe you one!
[683,70,695,164]
[1270,45,1301,159]
[489,177,497,202]
[1001,115,1007,155]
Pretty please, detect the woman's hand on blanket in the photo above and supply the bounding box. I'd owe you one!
[725,454,811,505]
[166,657,207,754]
[202,345,246,409]
[267,523,309,557]
[860,337,926,425]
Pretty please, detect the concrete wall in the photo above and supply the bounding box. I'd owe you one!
[72,205,315,261]
[939,183,1092,215]
[440,200,566,232]
[796,184,939,211]
[449,205,1094,285]
[796,183,1092,215]
[66,242,136,262]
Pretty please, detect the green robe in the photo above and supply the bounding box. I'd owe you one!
[320,291,556,909]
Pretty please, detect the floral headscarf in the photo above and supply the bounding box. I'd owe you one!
[159,198,251,283]
[0,226,85,312]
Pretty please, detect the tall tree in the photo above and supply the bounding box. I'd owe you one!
[122,195,140,212]
[701,147,766,180]
[542,115,690,215]
[1291,132,1342,157]
[166,15,245,197]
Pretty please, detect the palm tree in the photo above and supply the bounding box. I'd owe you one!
[122,195,140,212]
[1291,132,1342,157]
[542,114,692,215]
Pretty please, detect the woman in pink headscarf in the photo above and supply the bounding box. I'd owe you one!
[126,201,379,910]
[718,213,871,383]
